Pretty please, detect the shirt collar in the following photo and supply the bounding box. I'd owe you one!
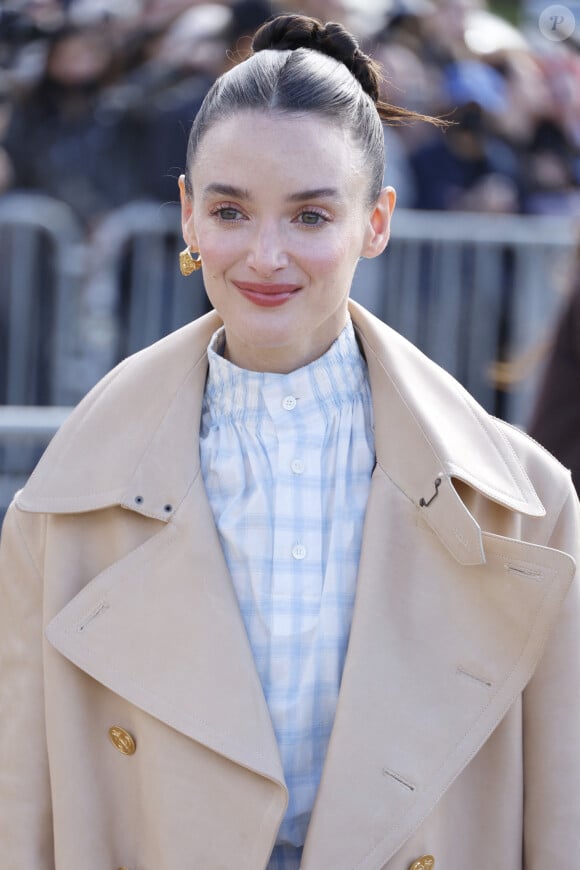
[203,316,369,423]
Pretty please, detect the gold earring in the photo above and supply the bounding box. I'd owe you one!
[179,247,202,276]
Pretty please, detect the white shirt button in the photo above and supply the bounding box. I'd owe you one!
[291,543,307,560]
[282,395,297,411]
[290,459,305,475]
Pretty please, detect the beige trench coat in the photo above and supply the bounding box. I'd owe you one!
[1,301,579,870]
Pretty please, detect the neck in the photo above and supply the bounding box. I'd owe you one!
[223,315,349,374]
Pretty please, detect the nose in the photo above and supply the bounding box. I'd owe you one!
[246,220,289,277]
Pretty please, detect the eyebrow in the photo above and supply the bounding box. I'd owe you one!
[203,183,251,200]
[202,183,340,202]
[286,187,340,202]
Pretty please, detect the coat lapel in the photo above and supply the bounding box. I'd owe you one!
[45,470,287,791]
[40,310,286,794]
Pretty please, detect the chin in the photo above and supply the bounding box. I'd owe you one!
[235,309,299,339]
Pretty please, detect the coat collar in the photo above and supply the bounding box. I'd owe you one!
[352,300,543,518]
[17,301,544,554]
[16,309,222,520]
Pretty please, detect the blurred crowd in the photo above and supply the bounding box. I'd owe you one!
[1,0,580,226]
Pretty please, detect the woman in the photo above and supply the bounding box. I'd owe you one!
[1,14,579,870]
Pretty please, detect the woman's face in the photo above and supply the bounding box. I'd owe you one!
[180,109,395,372]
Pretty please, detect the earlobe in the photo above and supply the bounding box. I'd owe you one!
[362,186,396,259]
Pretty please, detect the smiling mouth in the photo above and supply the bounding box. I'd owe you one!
[233,281,300,307]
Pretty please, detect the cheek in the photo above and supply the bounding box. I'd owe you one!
[195,228,241,273]
[301,234,359,277]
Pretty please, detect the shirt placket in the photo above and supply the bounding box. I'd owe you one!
[263,376,324,638]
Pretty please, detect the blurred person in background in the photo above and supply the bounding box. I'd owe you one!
[521,117,580,215]
[132,0,272,204]
[372,7,440,207]
[374,0,580,215]
[0,0,276,218]
[371,1,523,213]
[519,47,580,216]
[420,0,486,65]
[407,58,521,211]
[1,21,142,225]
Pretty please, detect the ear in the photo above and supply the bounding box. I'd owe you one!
[361,186,396,259]
[178,174,199,250]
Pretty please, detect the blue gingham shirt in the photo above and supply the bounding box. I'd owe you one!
[200,317,375,868]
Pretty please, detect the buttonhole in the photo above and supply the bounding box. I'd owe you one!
[78,601,109,632]
[382,767,416,791]
[505,564,543,581]
[456,666,492,688]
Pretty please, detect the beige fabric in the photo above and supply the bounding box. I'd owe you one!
[1,301,579,869]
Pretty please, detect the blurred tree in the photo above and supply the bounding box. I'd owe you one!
[489,1,521,25]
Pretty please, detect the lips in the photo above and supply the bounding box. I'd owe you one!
[233,281,300,308]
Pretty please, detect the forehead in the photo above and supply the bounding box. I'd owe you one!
[191,110,365,195]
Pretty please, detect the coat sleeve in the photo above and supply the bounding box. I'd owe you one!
[522,484,580,865]
[0,504,55,868]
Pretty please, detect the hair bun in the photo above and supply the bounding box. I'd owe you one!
[252,13,380,103]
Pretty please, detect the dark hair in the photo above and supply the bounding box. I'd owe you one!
[184,13,441,203]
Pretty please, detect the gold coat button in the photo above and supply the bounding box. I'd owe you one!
[108,726,136,756]
[410,858,435,870]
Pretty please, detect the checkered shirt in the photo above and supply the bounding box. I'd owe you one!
[200,317,375,869]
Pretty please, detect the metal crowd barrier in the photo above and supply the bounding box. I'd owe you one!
[0,194,578,518]
[0,192,86,407]
[352,209,578,424]
[0,193,86,510]
[82,201,210,373]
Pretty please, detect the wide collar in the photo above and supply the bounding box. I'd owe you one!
[17,300,544,555]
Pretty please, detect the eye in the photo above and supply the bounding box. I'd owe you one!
[210,205,245,222]
[296,209,330,227]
